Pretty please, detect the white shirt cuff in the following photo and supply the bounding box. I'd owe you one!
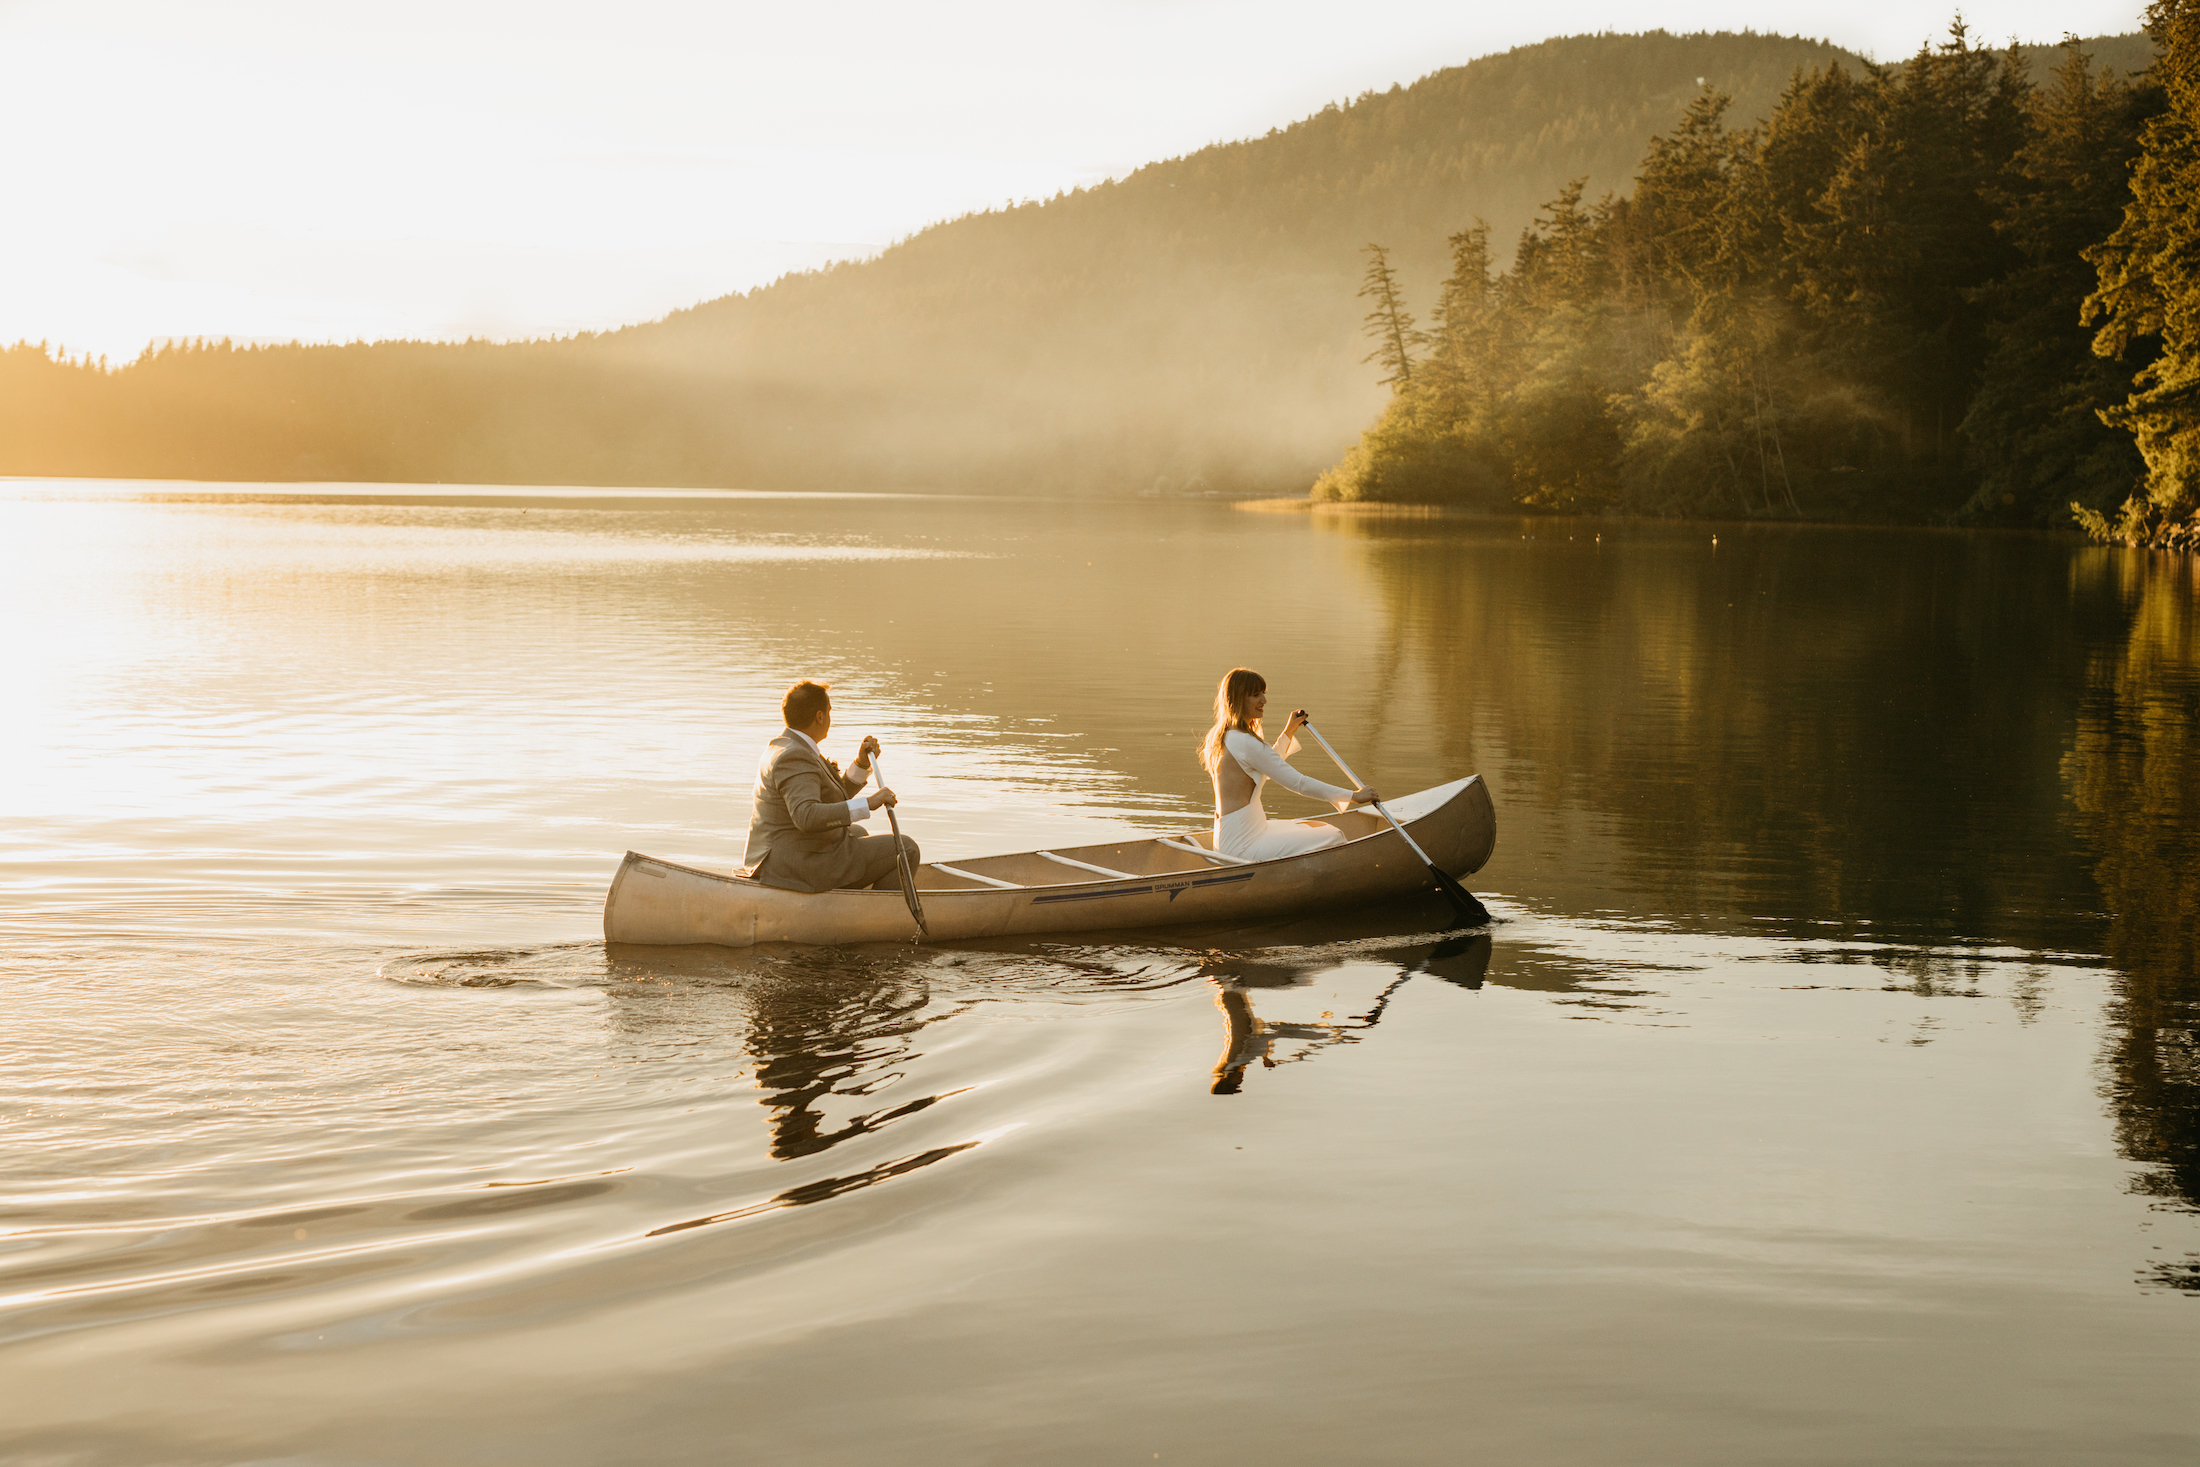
[847,798,874,822]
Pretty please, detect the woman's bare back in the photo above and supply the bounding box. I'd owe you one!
[1213,744,1257,817]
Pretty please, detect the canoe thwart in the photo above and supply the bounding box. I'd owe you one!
[1157,836,1250,867]
[929,861,1021,890]
[1034,850,1139,881]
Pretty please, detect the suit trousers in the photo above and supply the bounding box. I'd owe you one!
[756,830,920,893]
[847,831,922,890]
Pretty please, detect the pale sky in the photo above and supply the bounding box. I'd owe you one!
[0,0,2147,360]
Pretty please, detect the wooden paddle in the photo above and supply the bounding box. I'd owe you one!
[1297,715,1492,928]
[870,753,928,941]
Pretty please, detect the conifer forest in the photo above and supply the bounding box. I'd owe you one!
[1322,7,2200,551]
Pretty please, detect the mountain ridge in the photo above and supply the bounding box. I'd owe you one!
[0,28,2154,495]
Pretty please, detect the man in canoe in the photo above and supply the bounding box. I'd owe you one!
[742,680,920,893]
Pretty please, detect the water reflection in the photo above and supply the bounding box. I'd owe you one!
[744,958,954,1161]
[1336,514,2200,1288]
[606,907,1500,1122]
[598,943,968,1163]
[2064,551,2200,1281]
[1185,897,1494,1099]
[1326,513,2111,948]
[1204,936,1491,1094]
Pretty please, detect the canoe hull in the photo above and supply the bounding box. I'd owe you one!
[604,775,1494,948]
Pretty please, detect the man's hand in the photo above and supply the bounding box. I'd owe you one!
[857,735,881,762]
[867,786,898,811]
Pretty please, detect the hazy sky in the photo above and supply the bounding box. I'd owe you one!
[0,0,2148,359]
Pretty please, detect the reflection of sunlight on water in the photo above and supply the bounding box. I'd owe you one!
[0,492,1155,921]
[0,495,981,580]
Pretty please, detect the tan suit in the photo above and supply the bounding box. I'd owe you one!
[742,731,919,893]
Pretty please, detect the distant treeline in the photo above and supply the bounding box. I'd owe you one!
[0,30,1888,498]
[1319,11,2200,550]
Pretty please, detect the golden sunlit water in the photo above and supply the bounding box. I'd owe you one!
[3,482,2196,1464]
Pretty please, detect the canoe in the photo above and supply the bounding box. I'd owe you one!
[603,775,1495,949]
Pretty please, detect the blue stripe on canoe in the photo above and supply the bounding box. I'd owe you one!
[1029,870,1254,905]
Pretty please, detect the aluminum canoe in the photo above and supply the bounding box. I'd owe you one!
[602,775,1495,948]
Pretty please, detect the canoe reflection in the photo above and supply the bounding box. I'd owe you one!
[605,925,1493,1133]
[1204,934,1492,1094]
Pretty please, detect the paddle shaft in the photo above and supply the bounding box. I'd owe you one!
[1298,717,1490,926]
[870,753,927,939]
[1295,721,1441,869]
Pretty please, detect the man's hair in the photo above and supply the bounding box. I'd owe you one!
[782,680,832,729]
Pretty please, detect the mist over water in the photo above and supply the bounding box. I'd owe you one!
[2,484,2196,1464]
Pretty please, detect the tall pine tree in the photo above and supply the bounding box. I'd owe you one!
[2082,0,2200,550]
[1963,42,2161,525]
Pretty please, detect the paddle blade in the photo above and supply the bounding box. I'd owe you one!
[883,804,927,941]
[893,854,926,933]
[1427,863,1491,927]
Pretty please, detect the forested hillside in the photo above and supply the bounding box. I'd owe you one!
[2,30,1870,495]
[1314,24,2171,529]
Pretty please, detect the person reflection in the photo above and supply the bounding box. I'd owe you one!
[1210,986,1267,1094]
[744,961,940,1160]
[1205,935,1492,1094]
[1205,973,1400,1094]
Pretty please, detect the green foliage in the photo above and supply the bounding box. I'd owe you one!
[1323,21,2173,530]
[2080,0,2200,551]
[1965,43,2163,525]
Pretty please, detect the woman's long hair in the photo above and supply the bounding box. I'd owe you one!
[1200,668,1266,775]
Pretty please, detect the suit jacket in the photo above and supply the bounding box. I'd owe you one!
[742,731,868,893]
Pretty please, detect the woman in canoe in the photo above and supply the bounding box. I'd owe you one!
[1201,667,1379,861]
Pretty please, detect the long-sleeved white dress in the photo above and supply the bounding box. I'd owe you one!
[1214,728,1353,860]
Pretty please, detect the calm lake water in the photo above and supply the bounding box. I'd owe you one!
[3,482,2196,1465]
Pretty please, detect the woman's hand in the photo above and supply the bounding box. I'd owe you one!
[1350,786,1381,806]
[1283,708,1309,737]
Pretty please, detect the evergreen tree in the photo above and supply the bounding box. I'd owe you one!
[1790,24,2033,512]
[1632,89,1755,306]
[1501,181,1629,510]
[1964,42,2162,525]
[1356,244,1423,388]
[2081,0,2200,551]
[1423,222,1503,420]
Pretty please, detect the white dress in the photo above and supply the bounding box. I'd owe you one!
[1214,728,1353,861]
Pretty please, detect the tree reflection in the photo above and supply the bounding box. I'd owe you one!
[1328,514,2112,945]
[2064,550,2200,1265]
[1341,517,2200,1286]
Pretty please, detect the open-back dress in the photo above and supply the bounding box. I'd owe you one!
[1213,727,1353,861]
